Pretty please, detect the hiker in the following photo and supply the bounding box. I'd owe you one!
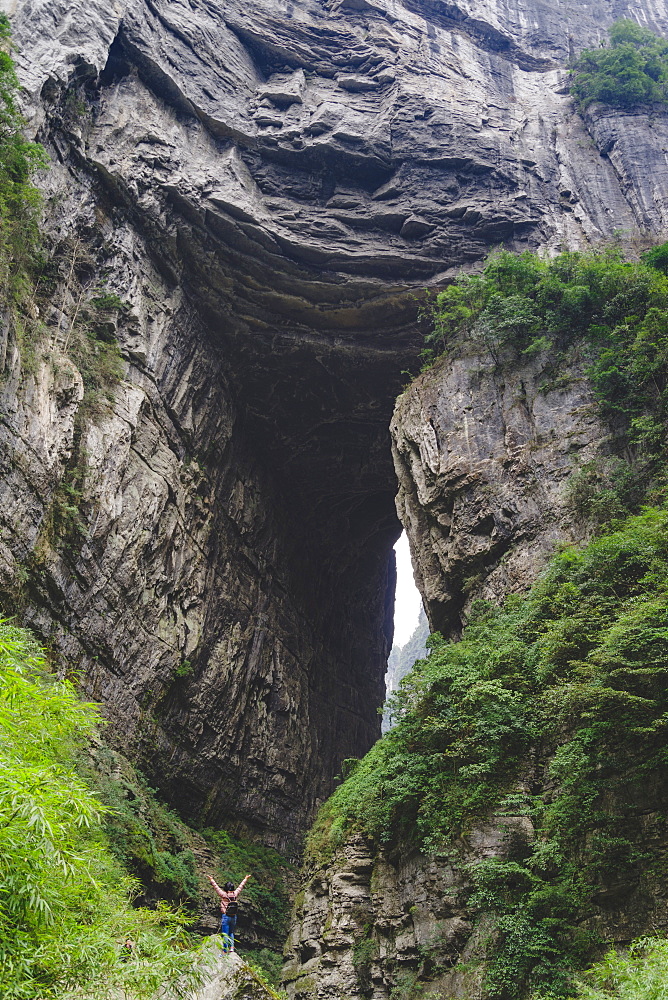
[207,872,251,953]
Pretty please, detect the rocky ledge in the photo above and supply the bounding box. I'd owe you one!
[1,0,668,846]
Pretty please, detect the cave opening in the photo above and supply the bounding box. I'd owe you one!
[383,532,427,733]
[392,531,422,649]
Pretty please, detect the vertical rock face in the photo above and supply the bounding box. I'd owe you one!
[391,346,611,637]
[284,826,523,1000]
[285,803,668,999]
[283,336,668,996]
[1,0,668,849]
[0,207,397,844]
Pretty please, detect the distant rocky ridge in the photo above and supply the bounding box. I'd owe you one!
[382,606,428,732]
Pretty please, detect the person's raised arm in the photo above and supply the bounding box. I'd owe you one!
[207,874,226,900]
[235,874,251,897]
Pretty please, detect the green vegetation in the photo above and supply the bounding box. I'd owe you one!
[0,619,202,999]
[421,245,668,513]
[237,956,289,999]
[86,748,202,908]
[0,17,123,417]
[41,282,127,550]
[352,919,379,996]
[309,504,668,997]
[0,13,47,297]
[0,617,291,996]
[91,291,126,312]
[571,20,668,109]
[68,321,124,413]
[89,753,292,948]
[0,16,124,570]
[244,948,285,989]
[388,972,441,1000]
[575,937,668,999]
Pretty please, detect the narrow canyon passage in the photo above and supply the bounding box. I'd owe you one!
[3,0,668,857]
[4,0,668,997]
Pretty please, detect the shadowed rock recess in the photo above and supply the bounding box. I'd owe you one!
[1,0,668,847]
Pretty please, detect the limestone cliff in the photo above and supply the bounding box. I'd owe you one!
[1,0,668,853]
[283,324,668,997]
[283,826,527,999]
[392,341,611,638]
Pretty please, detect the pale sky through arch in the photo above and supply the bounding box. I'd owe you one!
[393,531,422,647]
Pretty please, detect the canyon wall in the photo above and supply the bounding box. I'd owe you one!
[283,337,643,998]
[2,0,668,850]
[283,271,668,994]
[285,793,668,1000]
[392,342,612,638]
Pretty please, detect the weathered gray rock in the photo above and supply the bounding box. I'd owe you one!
[193,943,278,1000]
[391,345,611,636]
[283,822,532,999]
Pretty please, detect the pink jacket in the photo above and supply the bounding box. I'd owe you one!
[209,875,250,914]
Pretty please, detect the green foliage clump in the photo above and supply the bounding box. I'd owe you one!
[352,926,379,995]
[576,936,668,999]
[0,14,47,296]
[67,319,124,414]
[204,828,292,942]
[0,619,201,999]
[571,20,668,109]
[88,749,201,907]
[239,955,289,999]
[173,658,194,679]
[312,505,668,997]
[244,948,285,988]
[423,246,668,507]
[91,291,126,311]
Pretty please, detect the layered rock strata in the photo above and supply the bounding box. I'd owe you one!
[283,340,668,996]
[392,345,612,637]
[0,210,396,845]
[284,801,668,999]
[283,824,524,1000]
[1,0,668,847]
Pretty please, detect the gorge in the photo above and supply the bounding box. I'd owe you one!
[2,0,668,996]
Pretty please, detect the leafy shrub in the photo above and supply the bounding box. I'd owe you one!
[242,956,289,999]
[571,21,668,109]
[353,930,378,995]
[0,14,47,296]
[311,505,668,997]
[203,828,292,941]
[389,971,432,999]
[0,21,124,416]
[0,619,201,999]
[575,936,668,998]
[88,748,202,907]
[91,291,126,311]
[422,245,668,512]
[67,322,124,410]
[244,948,285,987]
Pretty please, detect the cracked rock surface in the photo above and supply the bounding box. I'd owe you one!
[283,821,538,999]
[1,0,667,846]
[391,345,611,636]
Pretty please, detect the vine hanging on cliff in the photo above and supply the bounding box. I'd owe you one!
[0,14,47,297]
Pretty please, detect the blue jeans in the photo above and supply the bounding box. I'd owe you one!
[221,913,237,952]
